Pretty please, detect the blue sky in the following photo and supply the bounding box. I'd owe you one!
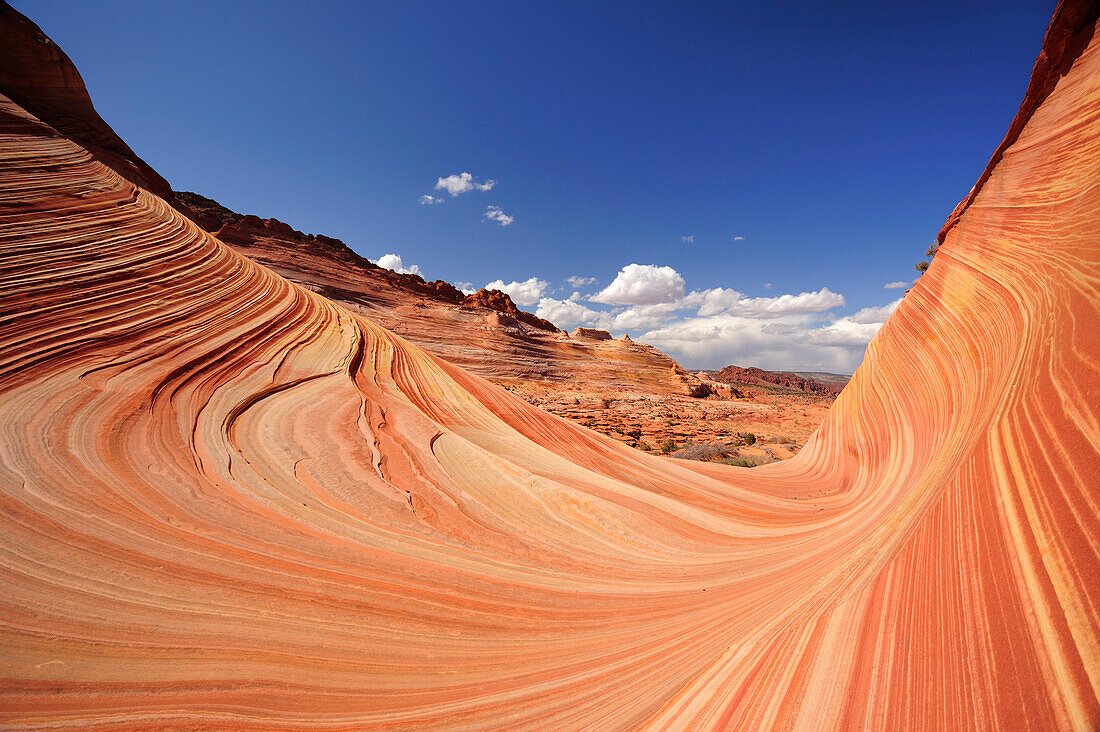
[17,1,1054,371]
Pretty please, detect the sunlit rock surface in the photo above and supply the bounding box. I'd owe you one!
[1,1,1098,728]
[176,189,708,398]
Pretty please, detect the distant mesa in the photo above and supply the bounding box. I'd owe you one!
[707,364,848,397]
[571,327,613,340]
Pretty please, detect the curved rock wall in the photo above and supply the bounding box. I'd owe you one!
[0,3,1098,729]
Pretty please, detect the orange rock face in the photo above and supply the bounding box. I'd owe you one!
[175,190,700,396]
[178,193,807,461]
[1,2,1099,730]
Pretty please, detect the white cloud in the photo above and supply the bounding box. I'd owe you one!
[682,286,844,319]
[434,172,497,197]
[848,297,902,324]
[591,264,685,306]
[883,280,910,289]
[566,275,597,288]
[418,194,444,205]
[640,294,900,372]
[681,287,744,317]
[484,277,548,306]
[535,297,602,330]
[461,258,896,372]
[484,206,514,226]
[372,253,422,276]
[596,303,681,332]
[681,235,694,244]
[733,236,745,241]
[455,281,476,295]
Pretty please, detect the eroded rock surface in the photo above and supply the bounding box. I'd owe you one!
[1,1,1099,728]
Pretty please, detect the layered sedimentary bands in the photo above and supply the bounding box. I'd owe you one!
[175,191,829,459]
[2,1,1099,729]
[174,190,708,397]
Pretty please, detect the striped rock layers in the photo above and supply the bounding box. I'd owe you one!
[1,2,1099,729]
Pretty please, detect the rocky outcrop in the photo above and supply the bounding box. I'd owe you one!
[686,382,713,398]
[176,190,474,305]
[178,190,699,393]
[709,364,844,396]
[571,327,613,340]
[1,1,1099,728]
[0,1,175,202]
[461,288,558,332]
[938,0,1100,244]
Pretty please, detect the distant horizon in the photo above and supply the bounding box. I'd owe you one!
[172,186,860,376]
[15,0,1055,372]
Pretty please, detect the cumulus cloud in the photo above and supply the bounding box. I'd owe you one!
[883,280,910,289]
[418,194,444,205]
[680,287,744,317]
[590,264,686,306]
[434,172,496,197]
[455,281,476,295]
[566,275,597,288]
[848,297,902,324]
[597,303,682,332]
[372,253,421,276]
[641,294,901,372]
[535,297,602,330]
[484,277,548,306]
[682,286,844,319]
[467,259,896,372]
[642,317,847,373]
[681,235,694,244]
[484,206,514,226]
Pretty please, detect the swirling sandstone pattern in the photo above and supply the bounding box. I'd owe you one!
[1,3,1099,729]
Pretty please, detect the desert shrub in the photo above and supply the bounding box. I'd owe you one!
[671,443,734,462]
[659,439,678,454]
[720,457,757,468]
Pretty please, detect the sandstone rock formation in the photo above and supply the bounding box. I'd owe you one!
[709,364,845,396]
[176,190,703,397]
[1,2,1099,729]
[571,327,613,340]
[0,2,175,202]
[178,192,794,454]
